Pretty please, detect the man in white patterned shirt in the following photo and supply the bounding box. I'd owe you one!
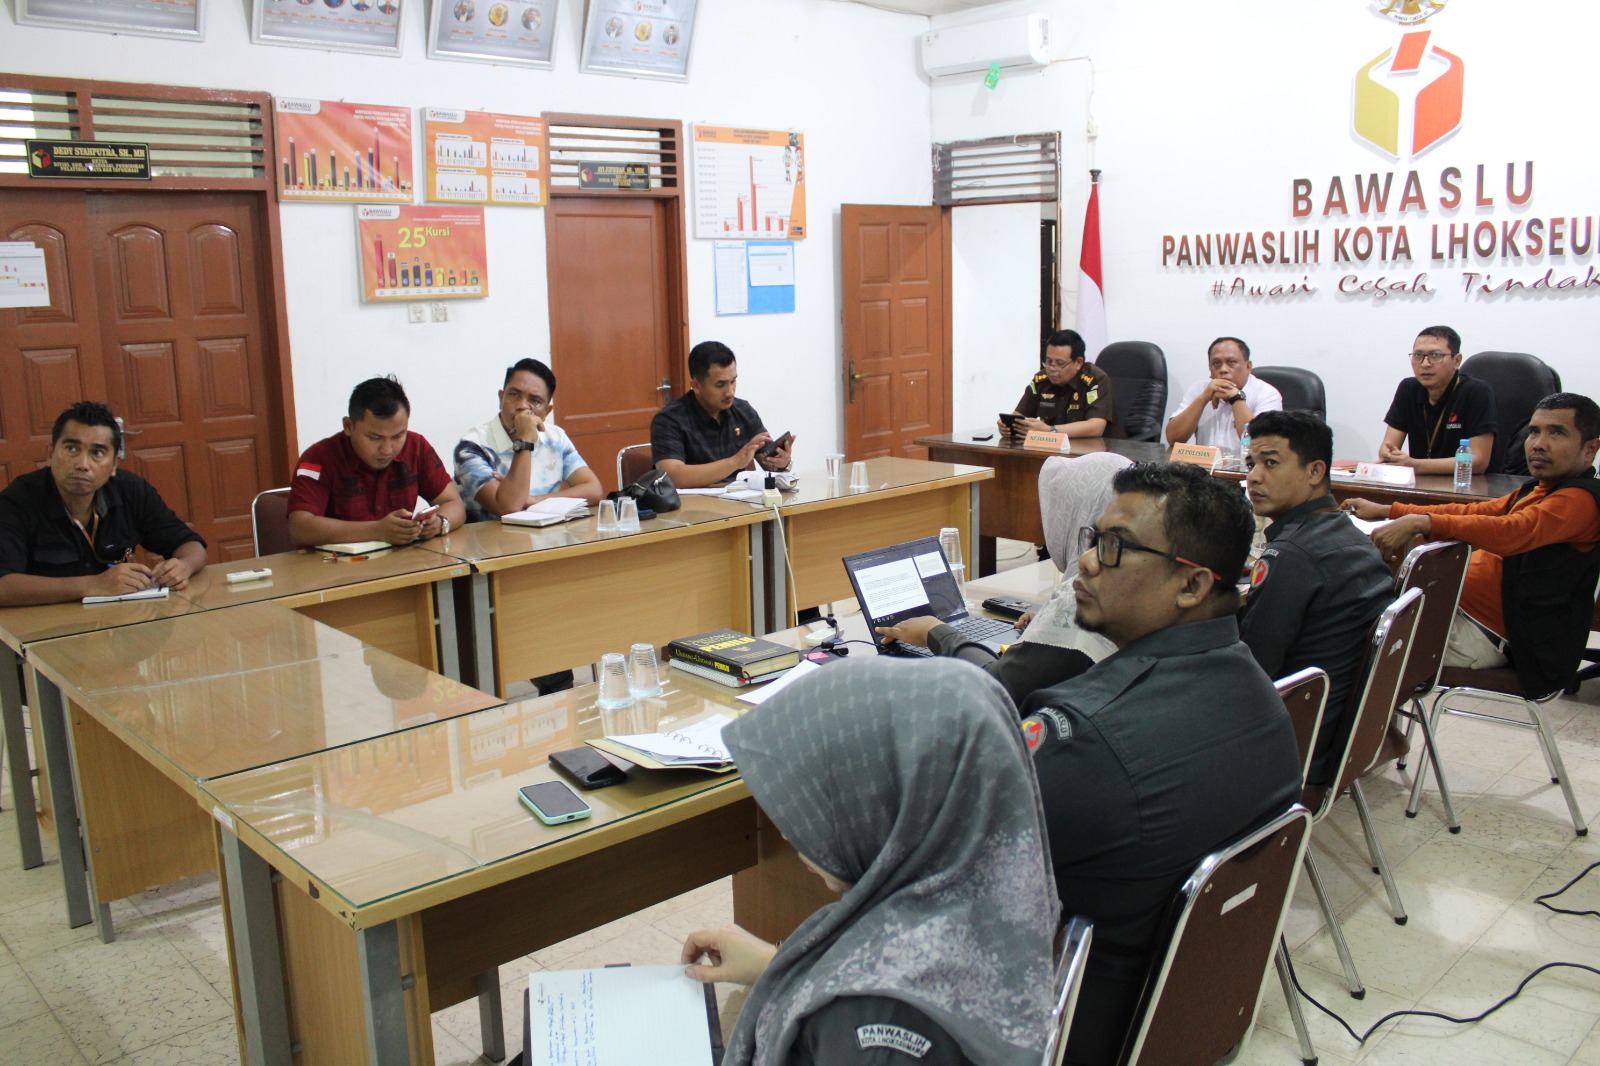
[454,358,602,523]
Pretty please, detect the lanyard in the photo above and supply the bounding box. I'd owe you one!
[1422,375,1461,456]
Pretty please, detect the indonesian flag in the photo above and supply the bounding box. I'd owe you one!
[1077,174,1108,360]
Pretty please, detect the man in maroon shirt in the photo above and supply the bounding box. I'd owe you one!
[287,376,466,549]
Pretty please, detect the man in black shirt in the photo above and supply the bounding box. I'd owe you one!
[650,341,793,487]
[1379,324,1498,474]
[1019,462,1300,1064]
[0,402,207,605]
[1241,411,1392,785]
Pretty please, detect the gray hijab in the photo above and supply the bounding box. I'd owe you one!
[1018,452,1130,658]
[722,657,1060,1066]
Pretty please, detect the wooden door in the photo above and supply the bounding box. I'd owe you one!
[0,192,112,488]
[89,193,281,562]
[841,205,951,459]
[546,197,681,493]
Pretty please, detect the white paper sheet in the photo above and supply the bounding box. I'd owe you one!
[608,714,732,763]
[528,965,713,1066]
[737,659,822,704]
[0,242,49,309]
[855,557,929,618]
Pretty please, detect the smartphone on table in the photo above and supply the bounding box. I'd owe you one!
[518,781,593,825]
[549,746,627,789]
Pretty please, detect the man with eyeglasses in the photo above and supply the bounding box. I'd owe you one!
[1015,461,1300,1065]
[1239,411,1391,789]
[454,358,603,523]
[1000,328,1116,438]
[1378,325,1497,474]
[1164,336,1282,452]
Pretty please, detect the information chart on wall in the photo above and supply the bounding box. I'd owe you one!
[356,205,488,301]
[275,98,413,203]
[424,108,548,206]
[692,125,807,240]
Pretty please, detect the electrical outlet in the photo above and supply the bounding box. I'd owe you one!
[407,304,426,324]
[431,302,449,323]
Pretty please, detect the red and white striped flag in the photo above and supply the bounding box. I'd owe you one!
[1077,172,1107,359]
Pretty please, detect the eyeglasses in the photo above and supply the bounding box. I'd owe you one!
[1078,527,1228,582]
[1043,358,1076,370]
[1409,351,1454,365]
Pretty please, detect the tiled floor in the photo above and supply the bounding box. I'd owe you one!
[2,556,1598,1062]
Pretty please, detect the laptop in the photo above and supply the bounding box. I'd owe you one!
[841,536,1018,657]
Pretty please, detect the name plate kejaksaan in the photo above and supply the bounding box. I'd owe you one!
[1022,430,1066,451]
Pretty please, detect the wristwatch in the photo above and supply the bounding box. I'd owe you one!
[512,438,536,453]
[440,515,451,535]
[1227,393,1247,405]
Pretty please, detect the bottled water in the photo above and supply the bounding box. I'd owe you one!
[1453,439,1473,493]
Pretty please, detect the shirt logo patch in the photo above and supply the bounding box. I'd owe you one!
[856,1024,932,1058]
[295,464,321,480]
[1086,387,1099,405]
[1250,558,1270,587]
[1021,717,1046,752]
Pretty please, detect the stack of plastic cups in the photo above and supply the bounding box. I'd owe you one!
[939,526,967,606]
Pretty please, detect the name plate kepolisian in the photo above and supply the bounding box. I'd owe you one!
[1170,442,1222,468]
[27,140,150,180]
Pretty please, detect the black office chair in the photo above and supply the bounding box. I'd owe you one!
[1459,351,1561,476]
[1095,341,1168,443]
[1252,366,1326,421]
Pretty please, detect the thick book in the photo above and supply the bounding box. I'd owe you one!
[668,657,762,688]
[667,628,800,679]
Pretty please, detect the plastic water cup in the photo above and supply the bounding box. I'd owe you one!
[938,527,964,569]
[848,462,869,491]
[825,454,845,480]
[596,652,633,709]
[617,496,641,532]
[628,642,663,696]
[596,498,619,532]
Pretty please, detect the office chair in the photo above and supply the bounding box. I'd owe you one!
[1043,916,1094,1066]
[250,488,294,557]
[1460,351,1561,475]
[616,443,654,490]
[1252,366,1327,421]
[1094,342,1168,443]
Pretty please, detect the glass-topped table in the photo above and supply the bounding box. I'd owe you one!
[25,600,501,940]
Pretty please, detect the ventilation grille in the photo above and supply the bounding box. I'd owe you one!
[933,132,1059,207]
[546,122,681,190]
[1,85,265,179]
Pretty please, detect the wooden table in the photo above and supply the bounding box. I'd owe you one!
[24,601,502,941]
[426,498,768,697]
[920,430,1527,573]
[203,659,782,1065]
[763,457,991,628]
[0,546,470,889]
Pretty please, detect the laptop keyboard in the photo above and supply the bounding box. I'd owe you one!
[888,614,1015,657]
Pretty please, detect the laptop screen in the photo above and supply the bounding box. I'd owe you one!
[841,536,965,630]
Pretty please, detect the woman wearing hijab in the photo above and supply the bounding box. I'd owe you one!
[875,451,1132,705]
[681,658,1060,1066]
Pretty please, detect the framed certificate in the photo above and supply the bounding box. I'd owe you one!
[580,0,698,82]
[16,0,204,41]
[428,0,558,67]
[251,0,405,56]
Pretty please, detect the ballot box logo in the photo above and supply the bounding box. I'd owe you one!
[1372,0,1448,26]
[1353,27,1464,160]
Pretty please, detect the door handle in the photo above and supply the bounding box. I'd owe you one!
[848,360,864,403]
[656,377,673,406]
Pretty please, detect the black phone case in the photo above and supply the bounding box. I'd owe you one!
[982,595,1035,619]
[549,747,627,789]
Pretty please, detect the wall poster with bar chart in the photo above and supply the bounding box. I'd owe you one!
[691,125,806,240]
[423,108,548,206]
[356,205,488,301]
[274,98,414,204]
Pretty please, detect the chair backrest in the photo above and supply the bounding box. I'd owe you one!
[1094,341,1169,443]
[251,488,293,557]
[1275,667,1330,788]
[1460,351,1561,475]
[1119,804,1313,1066]
[1329,587,1424,802]
[1394,540,1471,703]
[1251,366,1327,421]
[1042,916,1093,1066]
[616,443,654,490]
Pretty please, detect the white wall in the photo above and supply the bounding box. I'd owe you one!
[950,201,1040,429]
[0,0,933,464]
[932,0,1600,459]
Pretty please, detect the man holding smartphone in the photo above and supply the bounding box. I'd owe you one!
[651,341,794,488]
[1001,329,1116,439]
[287,375,466,548]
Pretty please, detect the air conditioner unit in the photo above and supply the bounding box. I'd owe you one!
[921,13,1051,79]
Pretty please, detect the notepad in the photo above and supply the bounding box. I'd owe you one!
[503,498,589,527]
[83,585,169,605]
[314,540,393,555]
[527,965,714,1066]
[588,714,736,773]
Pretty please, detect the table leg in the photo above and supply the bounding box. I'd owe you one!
[434,578,462,682]
[219,827,292,1066]
[1,648,42,869]
[33,672,105,934]
[468,572,498,697]
[356,921,412,1065]
[749,523,770,637]
[476,969,505,1062]
[767,521,791,630]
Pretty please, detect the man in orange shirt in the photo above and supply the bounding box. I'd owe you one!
[1347,393,1600,697]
